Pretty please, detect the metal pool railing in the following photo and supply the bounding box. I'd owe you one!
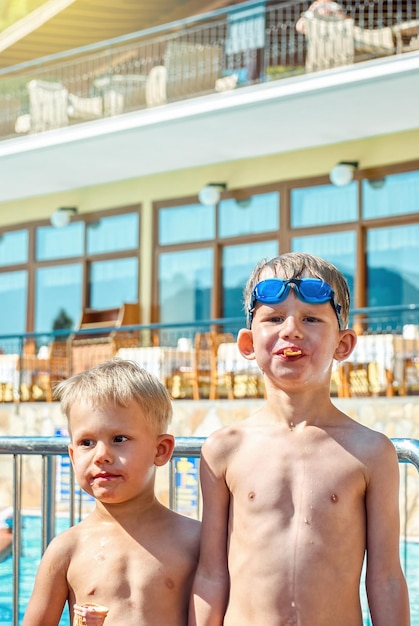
[0,436,419,626]
[0,435,205,626]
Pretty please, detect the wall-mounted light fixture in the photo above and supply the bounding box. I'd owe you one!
[50,207,78,228]
[198,183,227,206]
[329,161,359,187]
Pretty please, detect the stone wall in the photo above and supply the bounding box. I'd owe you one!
[1,398,419,534]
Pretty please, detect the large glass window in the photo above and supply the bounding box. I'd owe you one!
[0,206,141,338]
[0,271,27,335]
[218,192,279,238]
[87,213,139,254]
[366,224,419,307]
[291,182,357,227]
[292,231,356,299]
[156,190,282,324]
[222,240,278,319]
[0,230,28,266]
[35,264,82,333]
[90,258,139,309]
[363,170,419,219]
[36,222,84,260]
[159,204,215,245]
[158,249,213,323]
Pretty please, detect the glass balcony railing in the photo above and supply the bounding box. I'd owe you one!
[0,304,417,402]
[0,0,418,140]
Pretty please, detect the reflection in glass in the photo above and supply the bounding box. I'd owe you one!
[367,225,419,307]
[0,230,28,266]
[159,204,215,245]
[87,213,139,254]
[36,222,84,261]
[35,264,82,333]
[159,249,213,323]
[0,271,27,335]
[291,183,357,227]
[292,231,356,302]
[363,170,419,219]
[222,240,278,319]
[219,192,279,238]
[90,258,138,309]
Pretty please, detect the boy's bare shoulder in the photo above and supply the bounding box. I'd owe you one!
[339,412,397,465]
[201,419,257,464]
[166,507,201,535]
[39,521,83,570]
[160,508,201,560]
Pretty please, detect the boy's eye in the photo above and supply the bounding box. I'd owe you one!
[113,435,128,443]
[269,316,285,323]
[79,439,94,447]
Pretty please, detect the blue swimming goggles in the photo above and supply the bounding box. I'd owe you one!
[248,277,343,329]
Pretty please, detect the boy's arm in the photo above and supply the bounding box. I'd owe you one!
[22,534,70,626]
[365,435,410,626]
[189,431,231,626]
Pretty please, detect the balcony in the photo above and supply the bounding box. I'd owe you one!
[1,0,419,202]
[0,304,417,403]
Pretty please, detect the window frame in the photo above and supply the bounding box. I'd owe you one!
[0,204,141,334]
[153,160,419,322]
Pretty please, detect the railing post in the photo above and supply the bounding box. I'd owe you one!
[42,455,56,552]
[12,454,22,626]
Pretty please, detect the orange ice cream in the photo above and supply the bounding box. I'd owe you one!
[73,603,109,626]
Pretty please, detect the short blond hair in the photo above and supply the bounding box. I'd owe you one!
[54,358,172,434]
[243,252,351,329]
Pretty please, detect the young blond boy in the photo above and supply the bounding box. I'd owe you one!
[23,359,200,626]
[189,252,410,626]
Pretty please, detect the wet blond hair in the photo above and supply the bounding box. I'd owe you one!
[243,252,351,329]
[54,358,172,434]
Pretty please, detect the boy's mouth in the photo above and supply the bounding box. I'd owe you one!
[283,348,302,357]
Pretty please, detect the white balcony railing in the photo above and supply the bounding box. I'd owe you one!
[0,0,418,140]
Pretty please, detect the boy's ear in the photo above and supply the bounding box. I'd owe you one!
[154,434,175,467]
[334,328,358,362]
[68,442,75,467]
[237,327,256,360]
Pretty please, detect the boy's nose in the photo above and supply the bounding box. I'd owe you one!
[93,441,112,464]
[279,315,302,337]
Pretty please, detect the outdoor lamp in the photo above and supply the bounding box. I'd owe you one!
[50,207,78,228]
[329,161,359,187]
[198,183,227,206]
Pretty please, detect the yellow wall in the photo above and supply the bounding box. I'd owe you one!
[2,128,418,221]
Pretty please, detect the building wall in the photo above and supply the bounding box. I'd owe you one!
[1,129,419,323]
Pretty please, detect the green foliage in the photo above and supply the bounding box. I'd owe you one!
[265,65,305,80]
[52,308,74,332]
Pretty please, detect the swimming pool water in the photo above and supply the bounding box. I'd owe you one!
[1,515,418,625]
[0,516,70,626]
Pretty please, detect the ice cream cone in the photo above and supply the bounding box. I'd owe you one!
[73,603,109,626]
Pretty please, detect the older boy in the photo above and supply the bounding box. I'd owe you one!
[189,252,410,626]
[23,359,200,626]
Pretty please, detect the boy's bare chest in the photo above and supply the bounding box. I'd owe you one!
[67,531,191,597]
[226,429,366,516]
